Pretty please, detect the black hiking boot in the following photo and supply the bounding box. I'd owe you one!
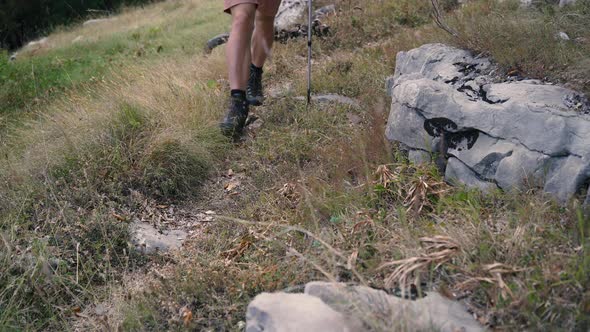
[220,93,249,138]
[247,64,264,106]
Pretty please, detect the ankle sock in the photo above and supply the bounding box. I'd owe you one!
[231,89,246,99]
[250,63,263,73]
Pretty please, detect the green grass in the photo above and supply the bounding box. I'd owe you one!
[0,0,229,128]
[116,1,590,330]
[443,0,590,94]
[0,1,231,329]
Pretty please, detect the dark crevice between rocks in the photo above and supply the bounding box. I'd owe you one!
[479,85,508,104]
[472,151,513,179]
[454,62,479,75]
[456,84,479,101]
[407,102,583,159]
[424,118,479,152]
[444,76,460,85]
[577,176,590,209]
[455,83,508,104]
[447,155,502,189]
[421,116,504,190]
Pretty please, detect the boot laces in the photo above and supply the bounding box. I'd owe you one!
[248,69,262,96]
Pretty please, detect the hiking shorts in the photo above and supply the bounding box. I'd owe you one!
[223,0,281,16]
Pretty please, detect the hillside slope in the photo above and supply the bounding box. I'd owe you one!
[1,0,589,330]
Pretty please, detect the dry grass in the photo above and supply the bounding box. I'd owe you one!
[378,236,460,292]
[0,29,230,329]
[1,0,589,330]
[19,0,224,57]
[443,0,590,93]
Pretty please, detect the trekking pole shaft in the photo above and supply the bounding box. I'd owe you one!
[307,0,312,106]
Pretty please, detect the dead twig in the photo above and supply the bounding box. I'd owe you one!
[218,216,367,285]
[378,236,460,294]
[456,263,524,299]
[431,0,460,37]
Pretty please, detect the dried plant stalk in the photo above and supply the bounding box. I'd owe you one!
[378,236,460,292]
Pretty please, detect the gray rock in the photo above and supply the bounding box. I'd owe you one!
[385,43,590,203]
[519,0,532,7]
[274,0,307,32]
[512,0,576,8]
[26,37,48,49]
[131,222,187,254]
[408,150,431,165]
[9,52,17,61]
[385,75,395,97]
[305,282,484,332]
[205,33,230,53]
[445,157,498,192]
[246,292,358,332]
[559,0,577,7]
[294,94,360,108]
[72,35,84,44]
[245,282,484,332]
[313,4,336,20]
[83,18,117,26]
[557,31,570,41]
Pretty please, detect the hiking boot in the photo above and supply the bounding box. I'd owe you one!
[247,64,264,106]
[220,94,249,137]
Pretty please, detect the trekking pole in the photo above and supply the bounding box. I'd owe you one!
[306,0,313,107]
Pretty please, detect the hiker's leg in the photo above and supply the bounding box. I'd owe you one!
[251,0,280,67]
[251,13,275,67]
[220,2,256,137]
[227,3,256,90]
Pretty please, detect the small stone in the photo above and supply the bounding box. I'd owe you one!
[294,94,360,108]
[559,0,577,7]
[346,112,362,125]
[313,4,336,20]
[557,31,570,41]
[83,18,117,26]
[94,304,108,316]
[130,222,187,254]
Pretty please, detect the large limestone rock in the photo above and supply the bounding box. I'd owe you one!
[246,292,358,332]
[246,282,483,332]
[274,0,307,32]
[385,43,590,203]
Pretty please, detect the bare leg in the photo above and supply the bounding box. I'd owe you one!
[251,12,276,68]
[227,4,256,90]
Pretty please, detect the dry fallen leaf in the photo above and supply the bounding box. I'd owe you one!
[180,306,192,327]
[225,179,241,192]
[112,212,126,222]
